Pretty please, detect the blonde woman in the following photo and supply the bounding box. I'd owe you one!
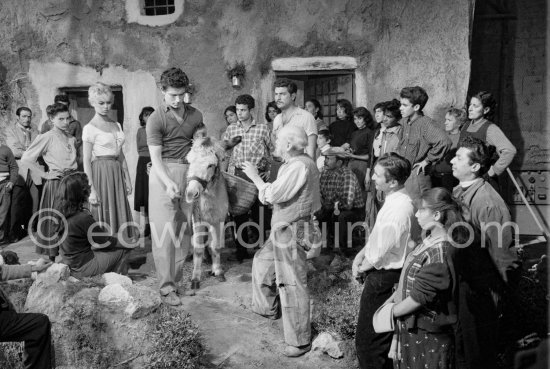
[83,83,135,241]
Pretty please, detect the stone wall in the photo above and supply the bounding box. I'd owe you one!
[0,0,472,189]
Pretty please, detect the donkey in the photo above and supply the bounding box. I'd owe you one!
[185,136,240,291]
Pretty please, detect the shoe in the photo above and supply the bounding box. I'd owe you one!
[161,292,181,306]
[283,343,311,357]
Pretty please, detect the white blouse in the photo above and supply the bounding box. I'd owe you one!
[82,122,125,157]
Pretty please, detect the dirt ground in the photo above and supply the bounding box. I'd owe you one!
[5,237,355,369]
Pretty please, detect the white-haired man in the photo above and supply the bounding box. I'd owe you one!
[243,125,321,357]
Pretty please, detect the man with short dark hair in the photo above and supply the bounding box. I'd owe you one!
[316,149,364,250]
[272,78,317,159]
[396,86,451,201]
[352,152,420,369]
[147,67,204,306]
[451,136,519,369]
[40,94,83,170]
[5,107,40,242]
[223,94,272,261]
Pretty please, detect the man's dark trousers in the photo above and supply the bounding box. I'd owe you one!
[355,268,401,369]
[0,311,53,369]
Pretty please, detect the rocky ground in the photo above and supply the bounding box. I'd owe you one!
[3,236,358,369]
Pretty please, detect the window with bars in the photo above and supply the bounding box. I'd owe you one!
[143,0,175,16]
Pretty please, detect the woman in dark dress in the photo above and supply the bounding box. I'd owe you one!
[460,91,516,191]
[328,98,357,147]
[134,106,154,237]
[342,107,376,197]
[383,188,464,369]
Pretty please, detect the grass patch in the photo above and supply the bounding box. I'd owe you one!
[144,305,205,368]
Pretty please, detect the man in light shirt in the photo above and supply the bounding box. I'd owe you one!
[271,78,317,159]
[242,125,321,357]
[352,152,420,369]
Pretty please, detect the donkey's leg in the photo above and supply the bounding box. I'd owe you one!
[191,225,209,290]
[208,222,225,282]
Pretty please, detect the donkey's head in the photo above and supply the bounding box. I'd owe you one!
[185,137,222,202]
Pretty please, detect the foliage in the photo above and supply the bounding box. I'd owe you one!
[227,62,246,79]
[309,261,362,340]
[145,305,205,369]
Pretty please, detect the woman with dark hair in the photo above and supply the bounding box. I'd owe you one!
[21,103,78,261]
[55,172,129,278]
[329,98,357,147]
[381,187,464,369]
[221,106,238,171]
[134,106,154,237]
[460,91,516,189]
[343,107,376,195]
[305,98,326,131]
[264,101,280,131]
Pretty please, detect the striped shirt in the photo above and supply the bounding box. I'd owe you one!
[397,114,451,165]
[222,119,271,171]
[320,166,364,210]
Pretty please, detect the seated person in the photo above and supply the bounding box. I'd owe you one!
[0,255,54,369]
[316,148,365,250]
[54,172,131,279]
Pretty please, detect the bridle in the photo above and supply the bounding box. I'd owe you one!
[187,163,219,191]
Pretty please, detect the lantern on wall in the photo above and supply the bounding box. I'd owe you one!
[227,62,246,90]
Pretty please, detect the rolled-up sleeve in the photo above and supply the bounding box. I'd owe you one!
[258,161,307,204]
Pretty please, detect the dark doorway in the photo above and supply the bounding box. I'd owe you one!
[58,86,124,128]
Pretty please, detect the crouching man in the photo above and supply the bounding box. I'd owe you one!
[0,258,54,368]
[242,125,321,357]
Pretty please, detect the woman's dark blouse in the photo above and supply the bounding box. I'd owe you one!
[350,126,375,156]
[60,210,117,269]
[329,119,357,147]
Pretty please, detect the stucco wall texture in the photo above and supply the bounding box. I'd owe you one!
[0,0,472,187]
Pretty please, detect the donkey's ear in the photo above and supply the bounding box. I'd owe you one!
[222,135,242,150]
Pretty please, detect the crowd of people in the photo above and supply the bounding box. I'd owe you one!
[0,66,521,369]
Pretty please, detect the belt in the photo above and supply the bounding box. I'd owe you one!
[95,155,118,161]
[162,158,189,164]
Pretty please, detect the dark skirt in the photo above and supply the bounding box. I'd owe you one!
[35,178,61,257]
[349,159,369,191]
[396,324,454,369]
[89,156,135,240]
[134,155,150,213]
